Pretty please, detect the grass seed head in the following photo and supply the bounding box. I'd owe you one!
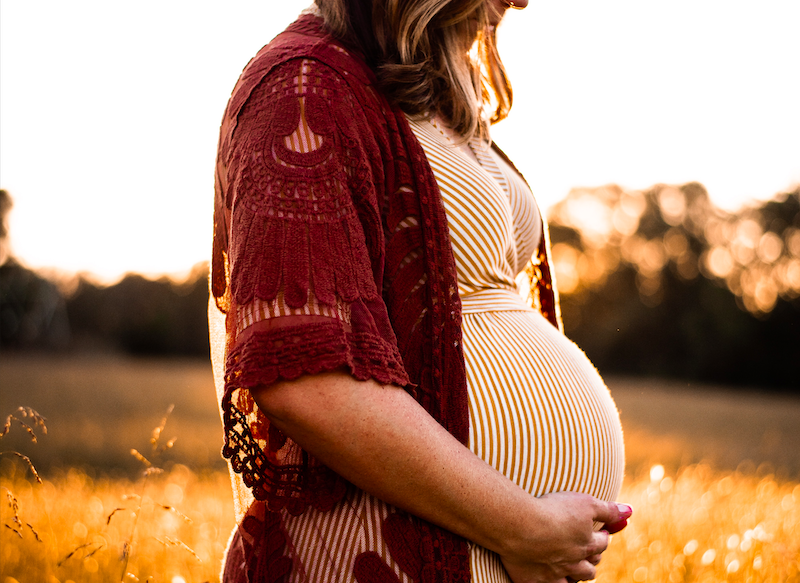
[0,451,43,483]
[130,449,152,468]
[158,437,177,454]
[156,536,202,563]
[4,523,23,538]
[0,407,47,442]
[158,504,192,524]
[150,404,175,451]
[106,507,127,525]
[58,541,103,566]
[25,522,41,542]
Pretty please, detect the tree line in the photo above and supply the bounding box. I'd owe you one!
[1,186,798,391]
[547,182,799,391]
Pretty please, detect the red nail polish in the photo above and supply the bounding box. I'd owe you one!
[604,518,627,534]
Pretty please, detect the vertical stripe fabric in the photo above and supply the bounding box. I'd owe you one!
[231,101,624,582]
[408,117,625,583]
[282,491,412,583]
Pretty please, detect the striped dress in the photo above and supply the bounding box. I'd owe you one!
[407,117,625,582]
[213,56,624,579]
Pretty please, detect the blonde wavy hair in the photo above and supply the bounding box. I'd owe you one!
[315,0,513,140]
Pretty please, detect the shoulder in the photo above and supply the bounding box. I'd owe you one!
[218,15,383,157]
[227,15,374,118]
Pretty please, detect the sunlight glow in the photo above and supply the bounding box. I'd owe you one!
[549,182,800,315]
[2,1,799,281]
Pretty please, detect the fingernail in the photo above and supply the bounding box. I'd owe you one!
[604,518,627,534]
[617,503,633,518]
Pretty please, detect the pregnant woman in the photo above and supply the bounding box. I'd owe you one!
[209,1,630,581]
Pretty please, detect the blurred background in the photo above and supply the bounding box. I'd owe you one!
[2,3,800,581]
[1,0,799,472]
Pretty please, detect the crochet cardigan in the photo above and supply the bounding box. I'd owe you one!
[211,14,560,583]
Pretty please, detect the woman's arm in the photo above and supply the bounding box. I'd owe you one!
[252,370,630,583]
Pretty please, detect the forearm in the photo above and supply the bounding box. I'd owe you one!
[251,370,601,562]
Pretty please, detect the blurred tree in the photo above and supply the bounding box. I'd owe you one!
[4,182,799,389]
[1,188,208,355]
[0,189,12,265]
[0,190,71,350]
[548,183,800,391]
[65,264,210,356]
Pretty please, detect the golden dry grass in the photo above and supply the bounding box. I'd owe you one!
[0,354,225,473]
[1,355,799,581]
[597,464,800,582]
[1,466,233,583]
[3,464,797,582]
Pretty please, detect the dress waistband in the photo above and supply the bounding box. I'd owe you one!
[459,288,536,314]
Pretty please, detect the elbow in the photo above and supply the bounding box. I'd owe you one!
[250,380,299,426]
[248,370,389,441]
[248,369,351,430]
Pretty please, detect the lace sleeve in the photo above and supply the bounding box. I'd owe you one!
[214,57,409,512]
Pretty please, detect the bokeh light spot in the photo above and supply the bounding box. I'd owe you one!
[754,280,778,312]
[758,232,783,264]
[737,219,763,248]
[165,483,184,506]
[551,244,581,294]
[72,521,88,539]
[786,229,800,257]
[650,464,665,482]
[84,558,99,573]
[701,549,716,565]
[692,507,709,525]
[663,229,689,258]
[684,540,699,555]
[658,187,687,226]
[707,246,734,277]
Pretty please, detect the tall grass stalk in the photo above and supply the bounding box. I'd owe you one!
[119,405,175,582]
[2,462,798,582]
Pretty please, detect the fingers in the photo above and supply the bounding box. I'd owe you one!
[568,559,598,582]
[584,529,609,558]
[594,500,633,526]
[563,556,601,582]
[599,501,632,535]
[603,517,628,534]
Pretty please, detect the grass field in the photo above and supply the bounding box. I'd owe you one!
[1,354,799,582]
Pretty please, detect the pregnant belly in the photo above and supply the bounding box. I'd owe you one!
[462,309,625,502]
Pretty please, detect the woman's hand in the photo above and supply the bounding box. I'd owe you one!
[253,370,631,581]
[499,493,632,583]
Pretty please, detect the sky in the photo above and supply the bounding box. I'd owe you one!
[2,1,799,284]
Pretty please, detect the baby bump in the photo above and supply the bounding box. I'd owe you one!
[461,309,625,502]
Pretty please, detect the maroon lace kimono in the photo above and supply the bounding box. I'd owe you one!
[211,14,559,583]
